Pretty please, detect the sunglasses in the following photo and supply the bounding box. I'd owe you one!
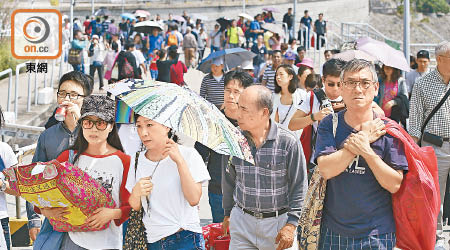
[81,119,109,131]
[326,82,341,88]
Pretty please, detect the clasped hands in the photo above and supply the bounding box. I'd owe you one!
[343,118,386,157]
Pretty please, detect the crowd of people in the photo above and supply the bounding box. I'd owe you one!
[63,8,334,91]
[0,6,449,250]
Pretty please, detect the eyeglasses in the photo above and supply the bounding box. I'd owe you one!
[326,82,341,88]
[57,91,85,100]
[81,119,109,131]
[342,80,374,89]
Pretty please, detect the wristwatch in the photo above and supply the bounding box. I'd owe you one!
[0,181,6,192]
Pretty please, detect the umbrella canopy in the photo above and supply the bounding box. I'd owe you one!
[261,23,285,37]
[120,13,136,21]
[238,13,253,20]
[262,7,280,13]
[356,37,410,72]
[192,13,208,21]
[172,15,186,23]
[106,79,254,164]
[198,48,256,73]
[333,50,377,62]
[134,20,163,33]
[134,10,150,18]
[94,7,110,17]
[216,17,232,31]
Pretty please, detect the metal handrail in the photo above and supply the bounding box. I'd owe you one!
[15,62,31,118]
[0,69,13,112]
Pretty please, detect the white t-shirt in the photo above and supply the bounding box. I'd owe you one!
[0,142,17,219]
[57,151,129,250]
[125,145,210,243]
[132,50,146,66]
[118,124,142,156]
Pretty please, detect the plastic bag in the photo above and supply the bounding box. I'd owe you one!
[384,119,440,250]
[202,223,230,250]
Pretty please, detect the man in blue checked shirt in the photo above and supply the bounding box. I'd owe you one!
[222,85,307,250]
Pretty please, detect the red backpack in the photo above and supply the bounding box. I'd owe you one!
[384,118,440,250]
[300,91,315,165]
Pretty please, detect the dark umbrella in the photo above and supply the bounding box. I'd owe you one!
[133,21,163,33]
[216,17,231,31]
[198,48,256,73]
[94,7,110,17]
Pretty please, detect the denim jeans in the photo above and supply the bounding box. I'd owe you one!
[147,230,205,250]
[72,64,85,74]
[150,69,158,80]
[208,192,224,223]
[1,218,10,250]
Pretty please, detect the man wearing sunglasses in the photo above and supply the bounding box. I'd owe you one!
[27,71,93,249]
[288,58,346,133]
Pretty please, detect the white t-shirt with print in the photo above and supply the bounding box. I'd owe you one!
[58,151,128,250]
[0,142,18,219]
[125,145,210,243]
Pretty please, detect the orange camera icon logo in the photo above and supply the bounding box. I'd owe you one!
[11,9,62,59]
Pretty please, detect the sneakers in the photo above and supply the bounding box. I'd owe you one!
[435,239,446,250]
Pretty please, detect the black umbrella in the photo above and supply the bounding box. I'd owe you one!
[216,17,231,31]
[94,7,110,17]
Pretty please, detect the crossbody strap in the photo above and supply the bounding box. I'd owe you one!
[419,87,450,145]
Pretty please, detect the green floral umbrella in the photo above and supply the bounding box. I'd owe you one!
[107,79,254,164]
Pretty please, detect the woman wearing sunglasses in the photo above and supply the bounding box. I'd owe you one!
[40,95,131,250]
[126,114,210,250]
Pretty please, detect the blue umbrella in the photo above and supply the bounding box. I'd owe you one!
[197,48,255,74]
[121,13,136,21]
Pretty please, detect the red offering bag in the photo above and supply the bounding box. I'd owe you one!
[384,119,440,250]
[202,223,230,250]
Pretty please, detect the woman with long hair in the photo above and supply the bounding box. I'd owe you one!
[375,65,409,127]
[40,95,131,250]
[126,114,210,249]
[272,64,306,133]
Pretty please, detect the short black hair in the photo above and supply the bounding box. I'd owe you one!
[58,71,94,96]
[124,43,135,50]
[288,8,292,11]
[304,10,309,14]
[274,65,298,94]
[305,74,322,89]
[322,58,346,79]
[168,48,178,59]
[158,49,167,59]
[224,70,254,89]
[96,17,101,22]
[297,46,306,52]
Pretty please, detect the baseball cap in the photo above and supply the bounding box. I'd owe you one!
[92,34,99,40]
[417,50,430,60]
[284,51,296,60]
[80,95,116,123]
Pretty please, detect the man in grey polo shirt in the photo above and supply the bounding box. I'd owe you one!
[405,50,431,97]
[222,85,307,250]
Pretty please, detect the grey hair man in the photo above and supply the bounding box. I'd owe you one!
[222,85,307,250]
[315,59,407,249]
[409,41,450,250]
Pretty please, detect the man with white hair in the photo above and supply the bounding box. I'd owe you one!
[182,26,198,68]
[409,41,450,250]
[222,85,307,250]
